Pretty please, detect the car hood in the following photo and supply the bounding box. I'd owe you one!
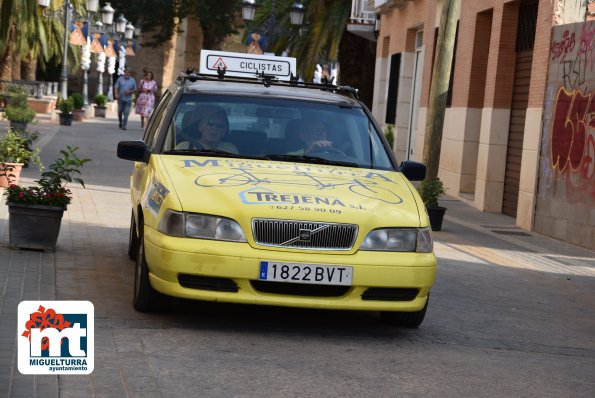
[159,156,423,228]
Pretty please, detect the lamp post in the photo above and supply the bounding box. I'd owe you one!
[38,0,73,99]
[37,0,130,104]
[242,0,305,53]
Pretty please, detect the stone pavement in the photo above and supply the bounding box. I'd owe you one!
[0,112,594,397]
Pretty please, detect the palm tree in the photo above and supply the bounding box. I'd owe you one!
[0,0,85,83]
[249,0,375,107]
[249,0,349,82]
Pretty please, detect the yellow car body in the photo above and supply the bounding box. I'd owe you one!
[119,52,437,326]
[132,155,436,312]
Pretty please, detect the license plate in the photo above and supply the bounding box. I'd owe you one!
[259,261,352,286]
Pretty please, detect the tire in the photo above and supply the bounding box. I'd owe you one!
[380,296,429,328]
[128,210,140,261]
[133,235,171,312]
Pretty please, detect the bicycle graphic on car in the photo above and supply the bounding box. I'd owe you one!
[194,167,404,204]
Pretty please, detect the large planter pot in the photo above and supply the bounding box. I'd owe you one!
[72,109,85,121]
[427,206,447,231]
[9,120,28,131]
[59,112,73,126]
[94,105,107,118]
[7,203,65,252]
[0,162,24,187]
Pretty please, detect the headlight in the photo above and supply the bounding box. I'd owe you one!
[158,210,247,242]
[360,227,433,253]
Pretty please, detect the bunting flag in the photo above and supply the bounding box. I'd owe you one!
[90,33,104,54]
[69,21,86,46]
[81,36,91,70]
[125,40,135,56]
[105,39,117,58]
[96,51,106,73]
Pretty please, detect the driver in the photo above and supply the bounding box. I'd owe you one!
[177,106,238,153]
[288,119,334,155]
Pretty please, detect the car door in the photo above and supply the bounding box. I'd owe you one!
[131,91,172,207]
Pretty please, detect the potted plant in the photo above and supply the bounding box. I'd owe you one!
[57,97,74,126]
[418,177,447,231]
[3,87,36,131]
[71,93,85,121]
[384,124,394,149]
[3,146,90,252]
[0,129,43,187]
[94,94,108,118]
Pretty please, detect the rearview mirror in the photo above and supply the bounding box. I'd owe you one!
[117,140,151,163]
[399,161,426,181]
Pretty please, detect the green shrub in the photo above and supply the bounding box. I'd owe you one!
[0,129,43,168]
[4,105,36,123]
[94,94,108,107]
[70,93,84,110]
[417,178,446,208]
[57,97,74,114]
[3,86,36,123]
[4,146,90,209]
[384,124,394,148]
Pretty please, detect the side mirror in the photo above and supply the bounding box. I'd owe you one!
[117,140,151,163]
[399,160,426,181]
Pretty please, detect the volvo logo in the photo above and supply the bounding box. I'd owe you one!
[299,229,312,242]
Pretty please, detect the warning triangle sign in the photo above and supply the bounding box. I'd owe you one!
[212,57,227,70]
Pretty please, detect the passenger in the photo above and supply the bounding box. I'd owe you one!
[288,118,335,155]
[178,106,238,153]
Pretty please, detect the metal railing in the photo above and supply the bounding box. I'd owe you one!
[351,0,377,24]
[0,80,59,99]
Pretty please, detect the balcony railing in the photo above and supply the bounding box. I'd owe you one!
[351,0,377,24]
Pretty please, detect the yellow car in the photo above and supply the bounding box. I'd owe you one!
[118,52,436,327]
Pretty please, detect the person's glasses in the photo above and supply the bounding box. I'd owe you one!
[206,120,226,129]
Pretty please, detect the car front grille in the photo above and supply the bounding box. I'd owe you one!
[361,287,419,301]
[252,219,358,250]
[250,281,351,297]
[178,274,239,292]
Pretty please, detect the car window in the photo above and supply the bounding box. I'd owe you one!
[144,91,172,149]
[161,94,394,170]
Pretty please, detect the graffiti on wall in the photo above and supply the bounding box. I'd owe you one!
[543,20,595,205]
[550,87,595,201]
[550,29,575,61]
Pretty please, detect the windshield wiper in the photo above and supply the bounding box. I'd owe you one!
[162,149,265,159]
[267,154,359,168]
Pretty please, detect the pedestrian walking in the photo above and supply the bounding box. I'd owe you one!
[114,67,137,130]
[135,70,158,128]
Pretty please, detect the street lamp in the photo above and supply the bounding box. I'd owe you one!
[94,6,133,101]
[37,0,127,103]
[241,0,306,53]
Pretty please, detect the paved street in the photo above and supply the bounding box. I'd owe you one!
[1,113,594,397]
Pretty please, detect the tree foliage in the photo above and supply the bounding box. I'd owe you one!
[107,0,242,50]
[255,0,350,81]
[0,0,86,80]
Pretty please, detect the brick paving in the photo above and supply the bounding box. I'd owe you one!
[0,113,594,397]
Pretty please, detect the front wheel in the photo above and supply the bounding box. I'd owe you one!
[133,236,171,312]
[127,210,139,261]
[380,296,429,328]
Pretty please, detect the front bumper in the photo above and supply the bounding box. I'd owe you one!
[144,227,437,312]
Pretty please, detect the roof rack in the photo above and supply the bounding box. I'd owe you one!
[178,69,360,100]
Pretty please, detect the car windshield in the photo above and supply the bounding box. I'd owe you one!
[161,94,394,170]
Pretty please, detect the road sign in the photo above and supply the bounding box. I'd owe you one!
[199,50,297,81]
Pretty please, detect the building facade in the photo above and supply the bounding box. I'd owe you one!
[366,0,594,249]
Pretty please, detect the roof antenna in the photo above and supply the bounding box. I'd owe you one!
[322,75,335,85]
[256,70,276,87]
[217,66,226,80]
[290,73,299,86]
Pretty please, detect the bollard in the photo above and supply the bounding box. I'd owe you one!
[36,83,44,99]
